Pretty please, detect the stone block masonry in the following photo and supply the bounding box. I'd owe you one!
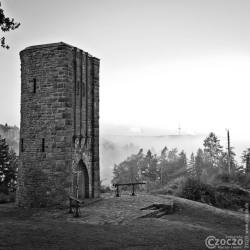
[16,42,100,207]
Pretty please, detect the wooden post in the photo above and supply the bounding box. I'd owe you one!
[69,197,73,213]
[74,201,80,217]
[131,184,135,196]
[115,185,120,197]
[227,130,231,174]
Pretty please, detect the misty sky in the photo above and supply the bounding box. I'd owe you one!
[1,0,250,140]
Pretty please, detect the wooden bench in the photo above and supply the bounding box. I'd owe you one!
[113,182,146,197]
[69,196,84,217]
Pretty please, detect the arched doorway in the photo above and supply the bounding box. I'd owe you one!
[74,160,89,199]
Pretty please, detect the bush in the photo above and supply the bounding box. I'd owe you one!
[235,173,250,189]
[178,177,216,205]
[100,185,111,193]
[0,184,9,194]
[145,180,161,191]
[153,175,250,212]
[178,177,250,211]
[157,176,186,195]
[0,192,15,203]
[214,184,250,211]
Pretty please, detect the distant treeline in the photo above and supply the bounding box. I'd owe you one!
[112,132,250,189]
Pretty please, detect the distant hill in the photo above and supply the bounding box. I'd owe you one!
[0,124,19,154]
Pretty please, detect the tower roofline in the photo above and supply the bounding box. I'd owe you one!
[20,42,100,61]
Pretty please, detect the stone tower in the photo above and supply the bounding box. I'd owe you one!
[16,42,100,207]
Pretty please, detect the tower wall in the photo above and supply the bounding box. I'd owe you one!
[16,42,100,207]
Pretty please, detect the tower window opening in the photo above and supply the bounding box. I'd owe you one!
[33,78,37,93]
[21,138,24,152]
[77,81,80,95]
[82,82,85,96]
[42,138,45,152]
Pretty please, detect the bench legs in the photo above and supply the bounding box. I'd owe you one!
[115,185,120,197]
[131,184,135,196]
[69,198,80,217]
[69,198,73,213]
[115,184,137,196]
[74,202,80,217]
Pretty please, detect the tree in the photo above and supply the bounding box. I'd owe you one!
[160,148,187,182]
[158,147,168,185]
[0,136,17,193]
[140,150,158,181]
[168,148,178,162]
[0,136,10,193]
[188,152,195,176]
[112,149,144,185]
[203,132,223,168]
[0,1,20,49]
[219,147,237,173]
[194,148,204,179]
[178,150,187,169]
[241,148,250,173]
[242,148,250,163]
[5,148,18,192]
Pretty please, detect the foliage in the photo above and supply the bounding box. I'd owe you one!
[100,180,111,193]
[112,147,188,186]
[0,135,18,194]
[214,184,250,210]
[151,176,186,195]
[0,1,20,49]
[0,123,19,154]
[185,132,240,182]
[194,148,204,179]
[112,149,144,185]
[140,150,159,181]
[179,177,216,205]
[177,176,250,211]
[111,131,250,212]
[241,148,250,163]
[241,148,250,173]
[0,191,15,203]
[203,132,223,168]
[100,185,111,193]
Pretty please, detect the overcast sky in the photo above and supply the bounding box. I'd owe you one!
[1,0,250,139]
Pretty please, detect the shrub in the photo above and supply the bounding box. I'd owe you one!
[179,177,250,211]
[100,185,111,193]
[236,173,250,189]
[0,192,15,203]
[153,175,250,212]
[214,184,250,211]
[0,193,9,203]
[145,180,161,192]
[178,177,216,205]
[0,184,9,194]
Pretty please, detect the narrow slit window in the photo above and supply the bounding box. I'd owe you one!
[42,138,45,152]
[21,138,24,152]
[77,81,80,95]
[33,78,37,93]
[82,82,85,96]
